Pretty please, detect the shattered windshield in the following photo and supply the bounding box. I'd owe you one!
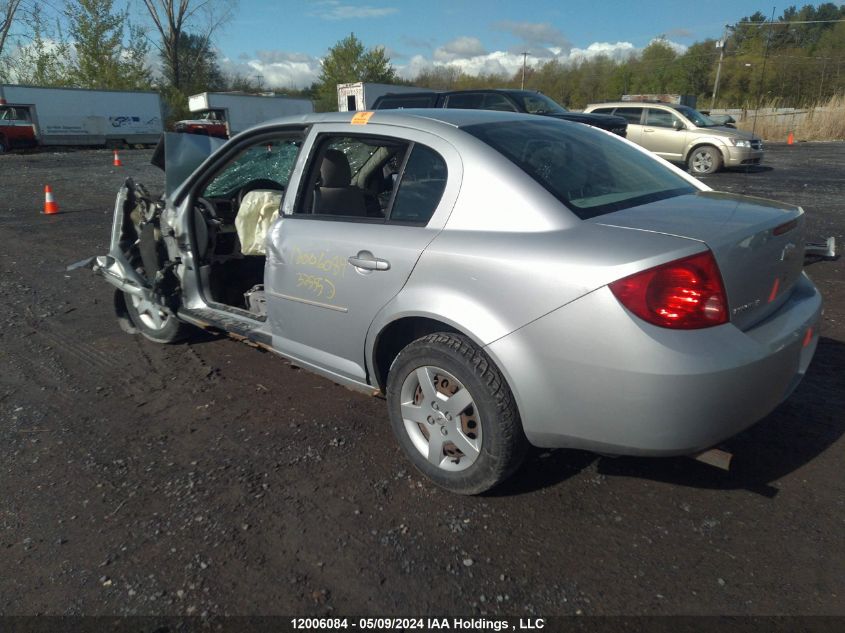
[203,139,301,198]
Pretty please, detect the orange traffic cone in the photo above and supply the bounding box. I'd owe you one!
[787,131,795,145]
[113,149,123,166]
[43,185,59,215]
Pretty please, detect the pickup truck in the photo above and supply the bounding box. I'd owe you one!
[371,89,628,137]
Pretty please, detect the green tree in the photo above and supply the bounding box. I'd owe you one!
[13,4,73,85]
[161,31,224,93]
[315,33,396,111]
[0,0,22,60]
[142,0,234,92]
[66,0,151,90]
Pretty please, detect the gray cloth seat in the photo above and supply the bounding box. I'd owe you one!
[314,149,368,216]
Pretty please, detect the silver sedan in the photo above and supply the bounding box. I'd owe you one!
[78,109,828,494]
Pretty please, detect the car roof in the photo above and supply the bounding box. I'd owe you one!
[257,108,547,132]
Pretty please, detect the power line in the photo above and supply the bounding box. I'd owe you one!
[738,19,845,25]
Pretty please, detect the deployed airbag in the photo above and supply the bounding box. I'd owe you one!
[235,190,283,256]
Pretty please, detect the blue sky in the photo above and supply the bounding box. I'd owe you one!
[210,1,794,87]
[7,0,829,88]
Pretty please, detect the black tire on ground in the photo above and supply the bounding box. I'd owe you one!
[123,291,190,344]
[687,145,723,175]
[0,138,6,154]
[386,332,528,495]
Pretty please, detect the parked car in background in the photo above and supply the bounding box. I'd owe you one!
[74,109,827,494]
[372,89,628,137]
[584,101,761,174]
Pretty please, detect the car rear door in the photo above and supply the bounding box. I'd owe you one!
[607,107,644,145]
[264,124,461,384]
[641,107,687,161]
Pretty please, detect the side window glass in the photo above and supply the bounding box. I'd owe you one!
[203,138,301,198]
[379,96,435,109]
[300,136,410,219]
[613,107,643,124]
[482,94,517,112]
[590,108,614,115]
[445,93,483,109]
[389,144,447,225]
[646,108,677,128]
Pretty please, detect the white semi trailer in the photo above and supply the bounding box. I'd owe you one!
[336,83,426,112]
[0,84,163,152]
[175,92,314,138]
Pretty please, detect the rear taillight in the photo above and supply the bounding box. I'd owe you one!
[609,251,728,329]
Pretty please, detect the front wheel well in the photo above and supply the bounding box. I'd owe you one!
[685,142,725,163]
[372,317,461,391]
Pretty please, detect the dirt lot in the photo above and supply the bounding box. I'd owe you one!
[0,143,843,619]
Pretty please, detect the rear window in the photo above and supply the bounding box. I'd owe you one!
[464,119,695,220]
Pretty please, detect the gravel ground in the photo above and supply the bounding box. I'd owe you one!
[0,143,843,618]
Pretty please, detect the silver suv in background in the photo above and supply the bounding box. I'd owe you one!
[584,101,763,175]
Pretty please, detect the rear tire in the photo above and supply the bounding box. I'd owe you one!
[688,145,722,175]
[386,332,528,495]
[124,291,189,343]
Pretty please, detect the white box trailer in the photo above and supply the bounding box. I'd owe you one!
[336,82,426,112]
[0,84,163,151]
[181,92,314,138]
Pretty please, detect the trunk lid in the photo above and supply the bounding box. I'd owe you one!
[593,191,805,330]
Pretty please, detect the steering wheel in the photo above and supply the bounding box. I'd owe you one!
[237,179,285,207]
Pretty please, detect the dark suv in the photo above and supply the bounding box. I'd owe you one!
[371,89,627,137]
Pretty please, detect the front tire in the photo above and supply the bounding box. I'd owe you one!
[688,145,723,175]
[124,291,189,343]
[386,333,527,494]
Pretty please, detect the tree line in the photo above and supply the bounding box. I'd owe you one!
[1,1,843,122]
[406,4,845,110]
[0,0,255,121]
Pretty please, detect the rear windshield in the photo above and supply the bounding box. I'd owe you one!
[464,119,695,219]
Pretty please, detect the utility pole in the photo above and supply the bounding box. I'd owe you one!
[521,51,529,89]
[710,25,730,110]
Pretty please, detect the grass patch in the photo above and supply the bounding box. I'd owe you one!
[736,95,845,142]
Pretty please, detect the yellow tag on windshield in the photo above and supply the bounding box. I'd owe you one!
[351,111,374,125]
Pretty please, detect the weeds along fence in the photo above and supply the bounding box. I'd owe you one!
[715,95,845,141]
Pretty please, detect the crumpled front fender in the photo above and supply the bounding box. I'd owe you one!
[66,181,153,297]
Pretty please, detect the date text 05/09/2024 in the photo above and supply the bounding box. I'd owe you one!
[290,617,547,630]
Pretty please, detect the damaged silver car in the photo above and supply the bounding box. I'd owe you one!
[73,110,836,494]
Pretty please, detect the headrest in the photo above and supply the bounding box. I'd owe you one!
[320,149,352,187]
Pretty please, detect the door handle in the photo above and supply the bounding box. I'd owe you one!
[348,250,390,271]
[644,128,655,132]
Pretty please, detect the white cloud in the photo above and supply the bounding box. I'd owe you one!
[433,37,487,62]
[395,39,666,82]
[568,41,638,63]
[309,1,398,20]
[494,20,571,51]
[220,51,322,89]
[219,37,687,91]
